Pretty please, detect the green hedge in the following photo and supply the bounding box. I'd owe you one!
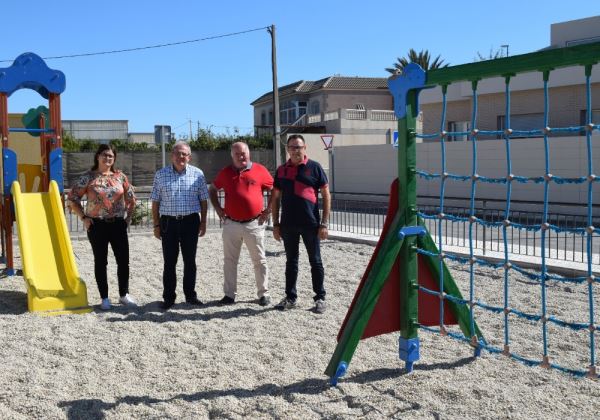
[61,130,273,152]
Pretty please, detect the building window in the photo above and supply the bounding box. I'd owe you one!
[280,100,307,124]
[497,113,545,138]
[280,101,292,124]
[310,101,320,115]
[566,36,600,47]
[447,121,470,141]
[261,111,266,126]
[580,109,600,134]
[298,101,307,117]
[579,109,600,125]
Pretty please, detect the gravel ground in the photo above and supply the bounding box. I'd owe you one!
[0,229,598,419]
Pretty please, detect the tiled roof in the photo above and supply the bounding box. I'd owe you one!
[322,77,388,89]
[251,76,388,105]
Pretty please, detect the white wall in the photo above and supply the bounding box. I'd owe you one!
[551,15,600,47]
[285,132,390,184]
[332,135,600,215]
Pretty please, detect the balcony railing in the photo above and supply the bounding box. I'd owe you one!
[346,109,367,120]
[323,110,339,121]
[371,110,397,121]
[255,109,398,134]
[308,114,322,124]
[315,109,396,123]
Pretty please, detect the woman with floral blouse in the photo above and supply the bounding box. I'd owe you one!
[67,144,137,310]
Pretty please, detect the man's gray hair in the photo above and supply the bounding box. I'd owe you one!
[231,141,249,151]
[173,140,191,151]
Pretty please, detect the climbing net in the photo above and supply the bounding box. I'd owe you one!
[415,62,599,378]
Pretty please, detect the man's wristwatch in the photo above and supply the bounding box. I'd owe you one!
[319,222,329,229]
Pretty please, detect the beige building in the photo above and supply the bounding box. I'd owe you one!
[251,76,398,140]
[420,15,600,139]
[330,15,600,216]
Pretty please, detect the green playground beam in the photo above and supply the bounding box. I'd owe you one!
[417,219,484,343]
[427,41,600,86]
[398,90,419,339]
[324,210,405,377]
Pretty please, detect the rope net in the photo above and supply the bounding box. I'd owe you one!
[415,63,599,378]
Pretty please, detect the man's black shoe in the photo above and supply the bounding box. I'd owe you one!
[161,301,175,310]
[186,297,204,306]
[258,295,271,306]
[218,296,235,305]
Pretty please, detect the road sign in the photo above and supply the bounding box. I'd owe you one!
[321,134,334,150]
[392,130,398,147]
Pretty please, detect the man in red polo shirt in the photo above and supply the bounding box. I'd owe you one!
[209,142,274,306]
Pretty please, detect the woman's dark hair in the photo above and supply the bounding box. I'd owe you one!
[91,144,118,172]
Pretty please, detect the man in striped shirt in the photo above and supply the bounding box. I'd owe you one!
[151,141,209,310]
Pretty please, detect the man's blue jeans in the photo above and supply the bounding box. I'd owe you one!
[280,225,325,302]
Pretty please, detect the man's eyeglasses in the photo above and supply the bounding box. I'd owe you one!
[173,152,190,157]
[287,145,304,151]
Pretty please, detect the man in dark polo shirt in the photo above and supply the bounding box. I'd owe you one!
[271,134,331,314]
[209,142,274,306]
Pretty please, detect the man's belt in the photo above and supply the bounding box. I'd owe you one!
[226,214,261,224]
[161,214,196,220]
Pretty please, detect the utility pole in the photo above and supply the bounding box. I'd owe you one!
[161,125,166,167]
[268,24,281,167]
[189,119,193,141]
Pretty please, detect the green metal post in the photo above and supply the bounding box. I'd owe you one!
[324,211,405,380]
[398,90,419,338]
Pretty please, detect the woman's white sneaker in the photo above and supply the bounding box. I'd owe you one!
[119,294,138,307]
[100,298,111,310]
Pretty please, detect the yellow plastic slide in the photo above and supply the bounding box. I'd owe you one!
[11,180,91,315]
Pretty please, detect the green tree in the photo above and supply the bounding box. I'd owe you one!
[79,139,98,151]
[109,139,126,150]
[385,48,449,75]
[61,131,80,152]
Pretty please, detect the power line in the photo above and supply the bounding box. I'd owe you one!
[0,26,269,63]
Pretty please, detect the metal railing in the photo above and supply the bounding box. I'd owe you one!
[419,204,600,265]
[62,192,600,265]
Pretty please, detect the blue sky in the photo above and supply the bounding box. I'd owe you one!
[1,1,597,137]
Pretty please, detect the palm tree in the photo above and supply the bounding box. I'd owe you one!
[474,47,505,62]
[385,48,448,75]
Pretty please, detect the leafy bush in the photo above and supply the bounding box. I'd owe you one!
[61,130,272,152]
[130,201,147,226]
